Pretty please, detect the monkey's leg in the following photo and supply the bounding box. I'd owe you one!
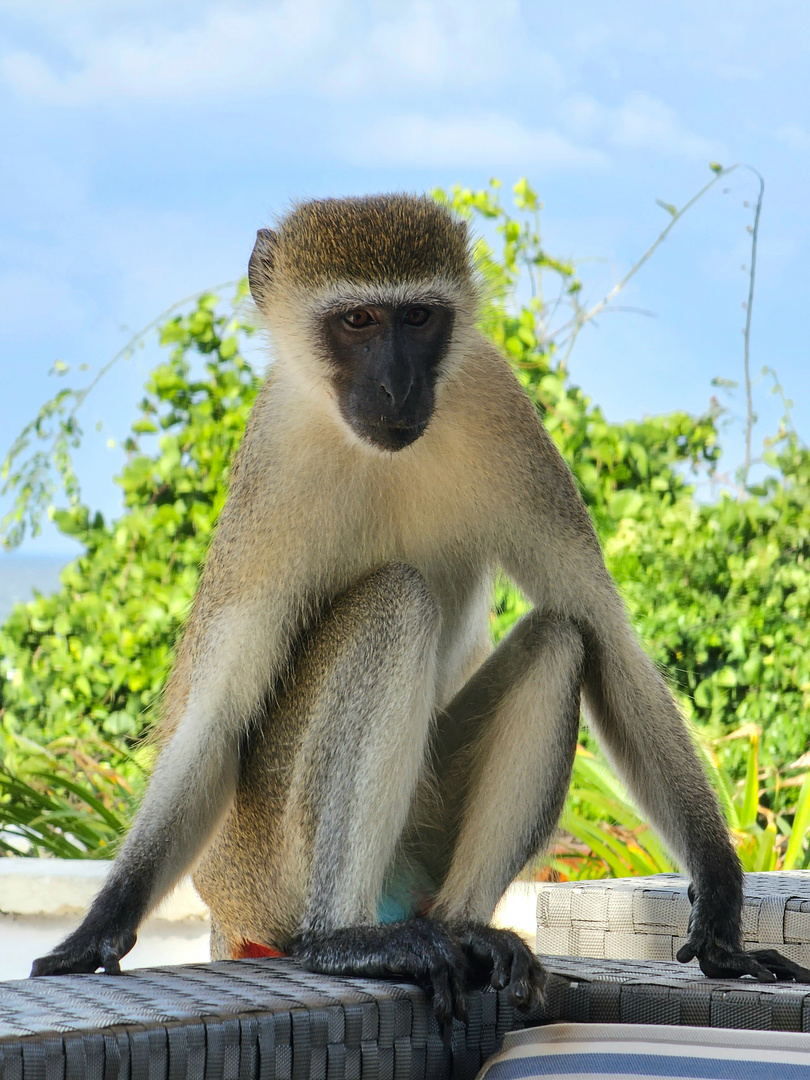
[411,612,585,1011]
[198,565,470,1020]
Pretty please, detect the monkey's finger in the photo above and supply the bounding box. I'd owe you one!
[452,982,470,1025]
[101,954,122,975]
[443,940,471,1021]
[453,966,470,1022]
[505,946,533,1009]
[748,949,810,983]
[508,948,547,1011]
[100,930,136,975]
[675,942,697,964]
[429,966,453,1025]
[30,954,68,977]
[458,932,509,989]
[490,952,511,991]
[31,950,100,976]
[442,948,470,1023]
[698,949,777,982]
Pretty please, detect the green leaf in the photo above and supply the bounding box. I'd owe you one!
[739,734,760,828]
[783,771,810,870]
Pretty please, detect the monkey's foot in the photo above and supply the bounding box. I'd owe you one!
[31,926,137,977]
[453,922,546,1011]
[677,940,810,983]
[291,919,469,1024]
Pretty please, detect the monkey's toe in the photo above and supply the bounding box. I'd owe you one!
[454,923,546,1011]
[291,920,469,1023]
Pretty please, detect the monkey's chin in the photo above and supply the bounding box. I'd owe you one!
[353,420,429,453]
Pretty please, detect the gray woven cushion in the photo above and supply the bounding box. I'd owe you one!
[536,873,810,965]
[0,958,528,1080]
[5,956,810,1078]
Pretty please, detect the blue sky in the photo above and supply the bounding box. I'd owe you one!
[1,0,808,556]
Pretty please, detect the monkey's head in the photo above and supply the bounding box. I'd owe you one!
[248,195,478,453]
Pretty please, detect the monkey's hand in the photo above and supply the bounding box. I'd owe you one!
[291,919,470,1024]
[31,922,137,977]
[676,885,810,983]
[452,922,546,1011]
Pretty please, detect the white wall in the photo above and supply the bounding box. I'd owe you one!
[1,859,541,982]
[0,859,210,981]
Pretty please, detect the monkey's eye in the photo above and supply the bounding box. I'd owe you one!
[403,306,430,327]
[342,309,374,329]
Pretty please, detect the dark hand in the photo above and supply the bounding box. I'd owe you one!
[453,922,546,1011]
[677,937,810,982]
[31,923,137,976]
[676,883,810,983]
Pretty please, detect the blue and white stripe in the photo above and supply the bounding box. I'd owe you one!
[476,1023,810,1080]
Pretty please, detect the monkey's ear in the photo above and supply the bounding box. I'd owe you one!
[248,228,279,306]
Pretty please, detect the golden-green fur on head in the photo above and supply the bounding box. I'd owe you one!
[249,194,474,307]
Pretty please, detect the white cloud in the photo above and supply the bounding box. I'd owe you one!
[1,2,333,103]
[774,123,810,151]
[560,92,725,161]
[0,0,518,104]
[342,112,607,169]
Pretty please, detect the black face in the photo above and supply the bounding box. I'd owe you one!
[321,302,454,452]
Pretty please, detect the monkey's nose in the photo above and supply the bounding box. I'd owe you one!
[379,379,413,409]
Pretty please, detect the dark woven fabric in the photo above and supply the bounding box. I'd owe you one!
[542,957,810,1033]
[0,959,522,1080]
[2,957,810,1079]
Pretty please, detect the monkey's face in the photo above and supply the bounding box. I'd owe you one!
[320,302,454,452]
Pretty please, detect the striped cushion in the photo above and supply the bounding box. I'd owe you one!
[477,1023,810,1079]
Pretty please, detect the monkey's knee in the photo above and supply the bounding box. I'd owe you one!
[331,562,440,647]
[356,562,437,616]
[500,611,585,683]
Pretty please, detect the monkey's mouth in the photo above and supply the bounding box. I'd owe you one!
[354,419,429,452]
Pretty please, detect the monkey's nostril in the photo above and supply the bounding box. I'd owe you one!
[380,383,394,402]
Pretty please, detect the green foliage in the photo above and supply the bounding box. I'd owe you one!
[606,439,810,767]
[1,176,808,871]
[535,725,810,881]
[0,747,134,858]
[1,288,259,765]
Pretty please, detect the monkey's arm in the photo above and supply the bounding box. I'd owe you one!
[579,610,810,982]
[31,716,240,975]
[499,412,810,984]
[31,574,300,976]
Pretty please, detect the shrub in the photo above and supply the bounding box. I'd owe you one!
[2,177,807,868]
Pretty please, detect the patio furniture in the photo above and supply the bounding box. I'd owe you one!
[5,954,810,1079]
[536,871,810,966]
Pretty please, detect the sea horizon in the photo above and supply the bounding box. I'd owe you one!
[0,553,70,624]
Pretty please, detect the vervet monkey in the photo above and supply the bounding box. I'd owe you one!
[32,195,810,1020]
